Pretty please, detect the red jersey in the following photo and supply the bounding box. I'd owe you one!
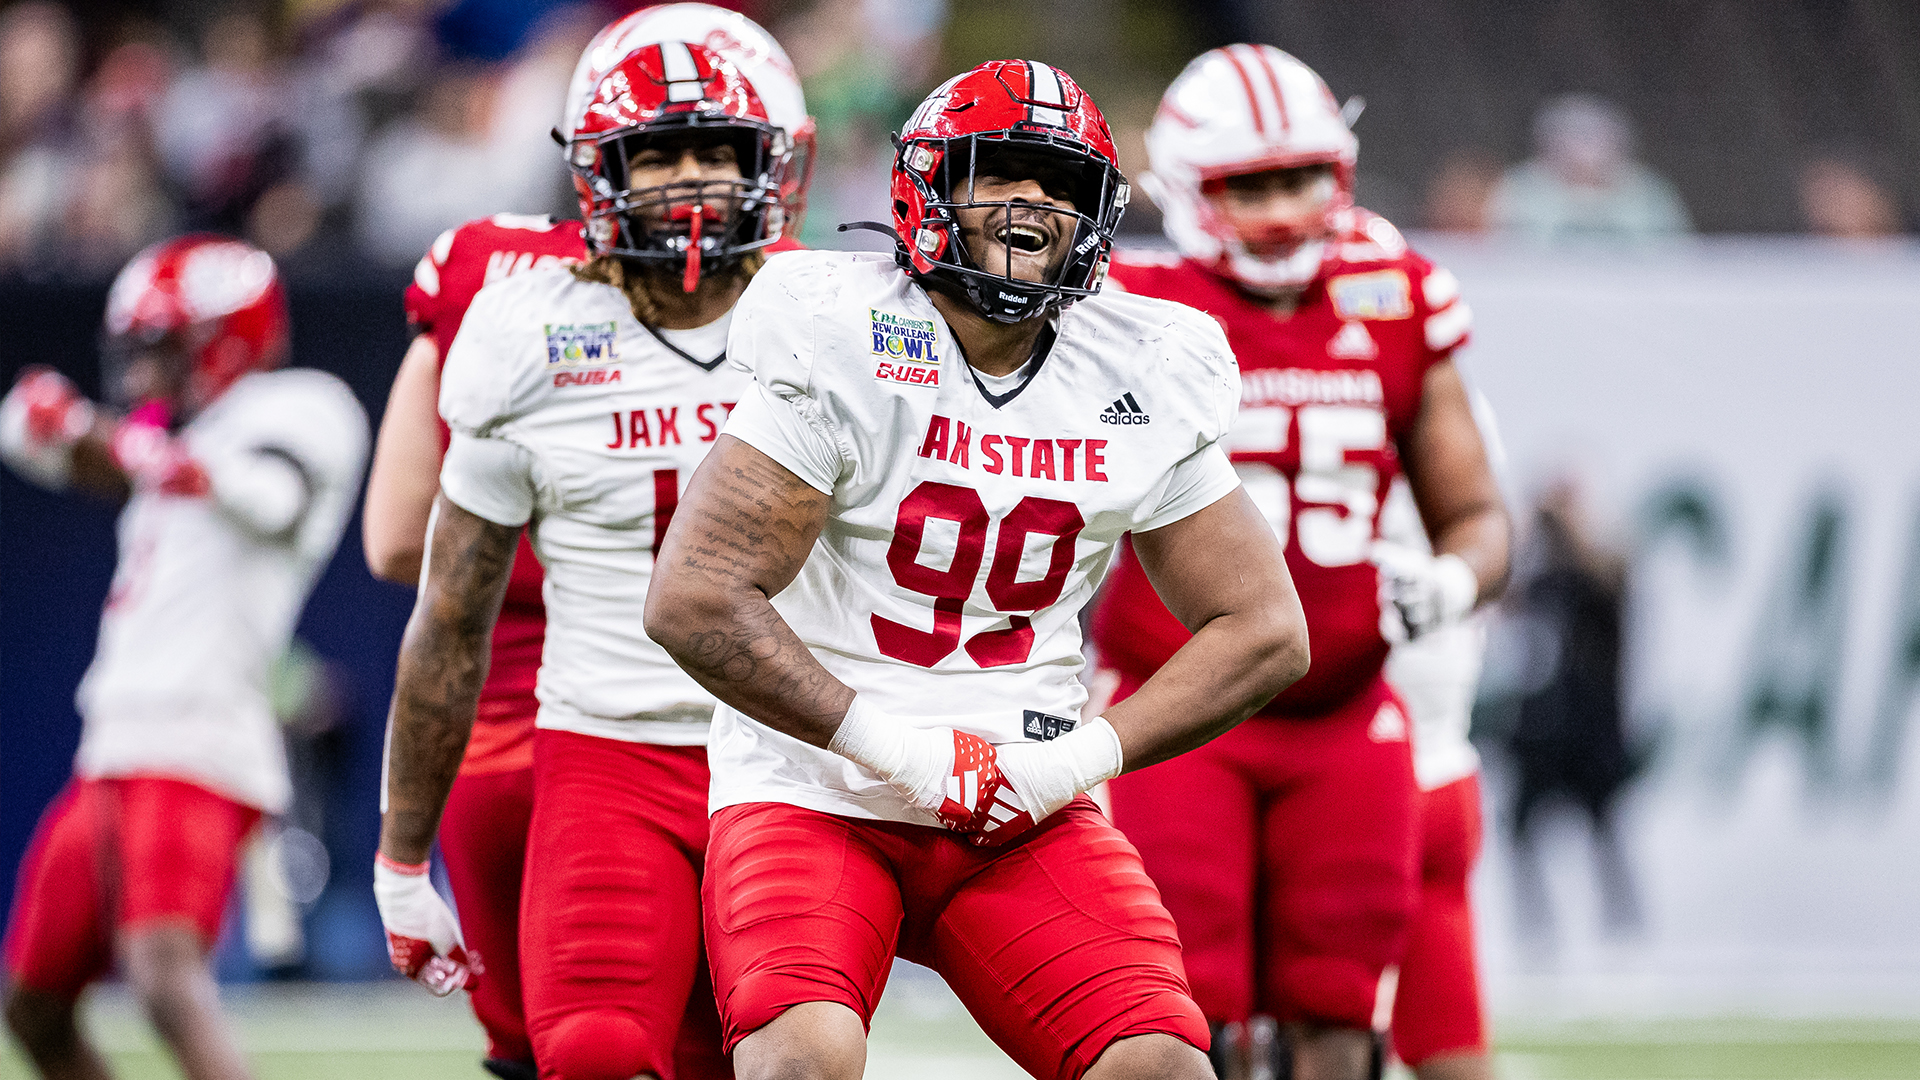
[1088,211,1472,715]
[404,213,587,773]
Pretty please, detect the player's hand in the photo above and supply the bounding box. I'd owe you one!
[827,696,1005,830]
[0,367,97,489]
[1372,541,1478,644]
[970,718,1124,848]
[372,854,480,996]
[107,400,210,497]
[8,367,95,446]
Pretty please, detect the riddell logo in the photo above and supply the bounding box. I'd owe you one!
[1099,392,1149,425]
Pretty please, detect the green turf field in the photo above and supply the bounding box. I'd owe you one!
[3,975,1918,1079]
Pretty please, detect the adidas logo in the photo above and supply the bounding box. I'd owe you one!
[1329,320,1379,360]
[1100,392,1150,425]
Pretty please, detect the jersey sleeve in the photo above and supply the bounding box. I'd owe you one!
[1136,308,1242,533]
[402,227,459,336]
[201,372,370,541]
[438,282,530,439]
[1418,261,1472,358]
[720,251,851,493]
[440,430,536,527]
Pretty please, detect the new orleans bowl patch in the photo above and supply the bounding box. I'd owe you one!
[545,322,619,366]
[1329,270,1413,321]
[870,309,939,364]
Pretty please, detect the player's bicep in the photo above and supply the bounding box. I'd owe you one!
[658,434,829,601]
[1131,486,1299,635]
[364,335,445,582]
[1400,360,1502,543]
[411,494,520,654]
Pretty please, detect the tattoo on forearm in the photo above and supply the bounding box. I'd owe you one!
[656,451,850,743]
[381,500,519,857]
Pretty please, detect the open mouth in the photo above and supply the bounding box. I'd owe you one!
[995,221,1052,254]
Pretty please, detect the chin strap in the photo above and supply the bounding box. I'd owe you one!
[837,220,901,242]
[683,209,704,293]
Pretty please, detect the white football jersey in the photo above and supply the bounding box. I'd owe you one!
[438,263,748,744]
[710,250,1243,824]
[75,369,369,813]
[1378,476,1484,790]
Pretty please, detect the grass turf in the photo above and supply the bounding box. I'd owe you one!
[3,978,1918,1079]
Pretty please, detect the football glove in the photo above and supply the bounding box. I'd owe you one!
[107,399,209,497]
[0,366,96,490]
[971,717,1124,848]
[1372,540,1478,644]
[372,853,479,996]
[827,696,1005,831]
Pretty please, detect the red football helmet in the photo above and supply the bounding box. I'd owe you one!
[101,234,289,413]
[563,5,815,237]
[891,60,1129,323]
[563,41,790,289]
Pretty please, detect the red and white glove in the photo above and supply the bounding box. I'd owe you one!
[372,854,479,996]
[971,717,1124,847]
[827,696,1005,831]
[107,399,209,497]
[1372,541,1478,644]
[0,366,97,489]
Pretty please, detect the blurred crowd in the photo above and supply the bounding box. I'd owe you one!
[1417,92,1908,245]
[0,0,1910,280]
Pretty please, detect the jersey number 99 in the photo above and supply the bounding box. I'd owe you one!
[874,481,1084,669]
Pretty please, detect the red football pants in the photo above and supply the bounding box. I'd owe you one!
[1390,773,1488,1065]
[441,764,534,1065]
[704,798,1207,1080]
[1107,674,1419,1029]
[521,730,727,1080]
[4,776,260,999]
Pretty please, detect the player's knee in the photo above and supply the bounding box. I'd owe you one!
[537,1010,661,1080]
[4,982,77,1053]
[1085,1032,1213,1080]
[118,924,212,1040]
[1286,1023,1375,1080]
[732,1001,865,1080]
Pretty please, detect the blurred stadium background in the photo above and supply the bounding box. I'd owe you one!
[2,0,1918,1077]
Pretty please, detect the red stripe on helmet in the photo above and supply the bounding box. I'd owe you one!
[1219,47,1266,136]
[1248,45,1290,134]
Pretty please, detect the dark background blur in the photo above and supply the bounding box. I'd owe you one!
[0,0,1914,281]
[2,0,1916,980]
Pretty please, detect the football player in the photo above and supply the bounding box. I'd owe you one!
[360,8,809,1078]
[1380,476,1495,1080]
[0,235,368,1080]
[644,60,1310,1080]
[374,30,808,1080]
[1085,45,1510,1080]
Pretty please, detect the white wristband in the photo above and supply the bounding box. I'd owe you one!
[1002,717,1125,821]
[827,695,909,777]
[1431,553,1479,622]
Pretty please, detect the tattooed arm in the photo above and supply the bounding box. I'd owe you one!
[379,493,519,864]
[644,434,853,747]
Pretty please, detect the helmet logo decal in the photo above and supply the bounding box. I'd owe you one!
[1242,44,1290,133]
[659,41,707,103]
[1025,61,1069,128]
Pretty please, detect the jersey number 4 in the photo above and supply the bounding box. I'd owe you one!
[875,481,1084,669]
[1233,404,1387,568]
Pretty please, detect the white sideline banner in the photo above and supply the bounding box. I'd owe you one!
[1415,236,1920,1018]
